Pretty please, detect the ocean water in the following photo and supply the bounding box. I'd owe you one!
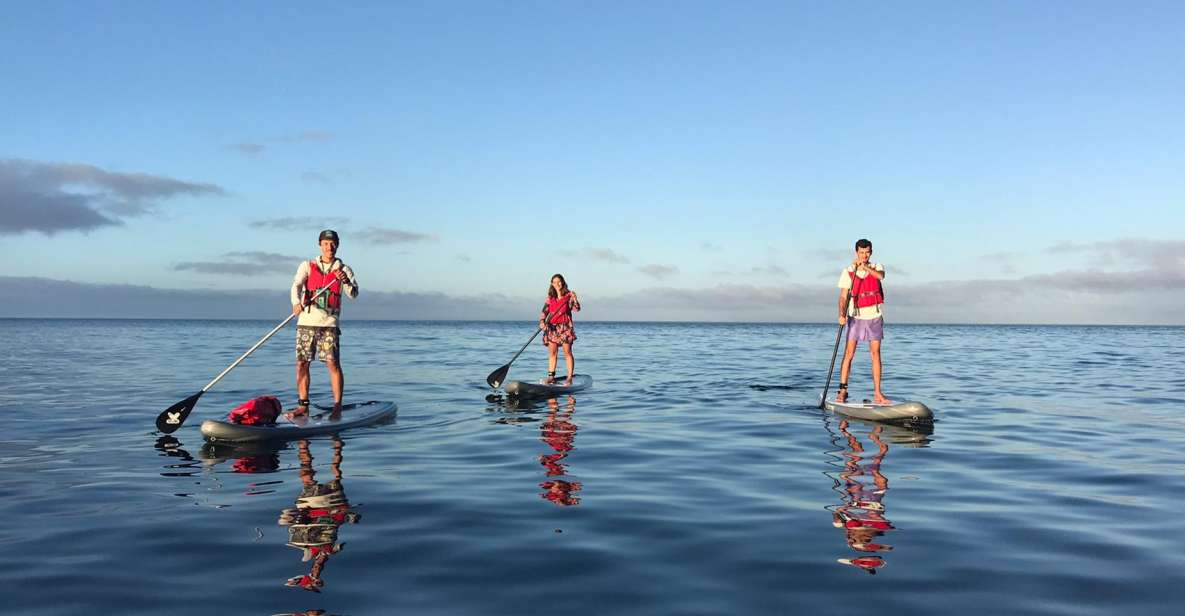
[2,319,1184,615]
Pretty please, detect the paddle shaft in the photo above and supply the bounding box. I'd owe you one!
[500,305,564,367]
[201,283,336,393]
[819,290,856,408]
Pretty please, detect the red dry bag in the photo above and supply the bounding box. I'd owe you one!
[227,396,283,426]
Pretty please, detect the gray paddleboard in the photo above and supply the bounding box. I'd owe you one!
[505,374,592,398]
[822,398,933,425]
[201,400,397,442]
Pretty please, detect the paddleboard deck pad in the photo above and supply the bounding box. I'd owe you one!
[201,400,396,442]
[505,374,592,398]
[822,398,933,426]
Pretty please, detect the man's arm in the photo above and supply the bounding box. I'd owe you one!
[857,263,885,280]
[338,263,359,299]
[291,261,310,314]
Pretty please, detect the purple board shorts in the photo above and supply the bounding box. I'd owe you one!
[847,316,884,342]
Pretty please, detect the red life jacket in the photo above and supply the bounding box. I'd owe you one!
[305,260,342,314]
[228,396,283,426]
[848,268,884,309]
[544,293,575,325]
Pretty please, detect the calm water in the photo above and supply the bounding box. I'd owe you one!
[2,319,1184,614]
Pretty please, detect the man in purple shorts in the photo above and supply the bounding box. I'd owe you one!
[836,238,890,405]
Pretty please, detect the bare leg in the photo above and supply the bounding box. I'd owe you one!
[326,358,344,417]
[562,343,574,382]
[869,340,890,404]
[838,339,858,402]
[547,343,559,383]
[295,360,311,415]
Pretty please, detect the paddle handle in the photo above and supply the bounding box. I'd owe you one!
[200,283,335,392]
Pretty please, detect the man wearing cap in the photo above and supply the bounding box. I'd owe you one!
[290,230,358,417]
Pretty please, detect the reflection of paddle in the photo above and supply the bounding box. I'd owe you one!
[819,286,856,409]
[486,308,560,389]
[155,284,336,434]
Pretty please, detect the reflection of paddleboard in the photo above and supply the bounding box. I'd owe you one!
[505,374,592,398]
[822,398,933,426]
[201,400,396,442]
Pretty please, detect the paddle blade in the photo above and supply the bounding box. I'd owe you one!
[156,391,203,434]
[486,364,510,389]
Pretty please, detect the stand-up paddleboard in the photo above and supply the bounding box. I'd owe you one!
[822,398,933,426]
[201,400,397,442]
[505,374,592,398]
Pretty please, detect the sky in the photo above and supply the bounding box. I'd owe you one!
[2,1,1183,323]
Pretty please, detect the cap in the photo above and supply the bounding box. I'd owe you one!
[318,229,339,243]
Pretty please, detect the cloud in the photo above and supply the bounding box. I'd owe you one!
[638,264,679,280]
[0,159,226,235]
[587,248,630,263]
[701,242,722,252]
[4,266,1184,324]
[355,227,438,245]
[456,254,472,263]
[712,265,790,277]
[0,277,534,320]
[558,248,631,263]
[750,265,788,276]
[249,216,351,232]
[226,143,265,156]
[1047,238,1185,269]
[226,131,335,156]
[172,251,301,276]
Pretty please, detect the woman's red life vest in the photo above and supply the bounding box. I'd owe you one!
[543,293,576,325]
[305,261,342,314]
[848,268,884,309]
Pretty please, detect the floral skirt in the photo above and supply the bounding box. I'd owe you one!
[542,322,577,346]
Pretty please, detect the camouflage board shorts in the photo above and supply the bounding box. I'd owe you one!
[296,326,340,363]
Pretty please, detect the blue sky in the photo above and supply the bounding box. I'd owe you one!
[2,1,1183,323]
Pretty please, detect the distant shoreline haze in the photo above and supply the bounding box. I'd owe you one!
[4,276,1181,325]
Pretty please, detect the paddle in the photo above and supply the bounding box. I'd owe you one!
[155,283,337,434]
[486,306,561,389]
[819,283,857,409]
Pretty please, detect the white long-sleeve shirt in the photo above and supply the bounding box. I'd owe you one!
[290,257,359,328]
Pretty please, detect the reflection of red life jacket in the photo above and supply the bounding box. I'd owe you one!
[306,261,342,314]
[544,294,575,325]
[848,269,884,308]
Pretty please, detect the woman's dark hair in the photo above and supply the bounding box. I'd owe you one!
[855,238,872,250]
[548,274,569,299]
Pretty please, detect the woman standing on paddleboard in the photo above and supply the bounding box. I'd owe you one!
[540,274,581,384]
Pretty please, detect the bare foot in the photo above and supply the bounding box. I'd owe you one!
[543,375,555,385]
[835,390,848,403]
[285,403,310,420]
[329,402,343,421]
[562,375,573,385]
[874,394,892,405]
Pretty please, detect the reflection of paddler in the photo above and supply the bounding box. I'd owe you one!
[279,438,360,592]
[834,419,896,573]
[539,395,582,506]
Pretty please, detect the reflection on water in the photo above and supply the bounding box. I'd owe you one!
[539,395,581,507]
[488,393,585,508]
[184,436,362,596]
[279,438,360,593]
[823,415,933,575]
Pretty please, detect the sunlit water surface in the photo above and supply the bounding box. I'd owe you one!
[2,320,1183,614]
